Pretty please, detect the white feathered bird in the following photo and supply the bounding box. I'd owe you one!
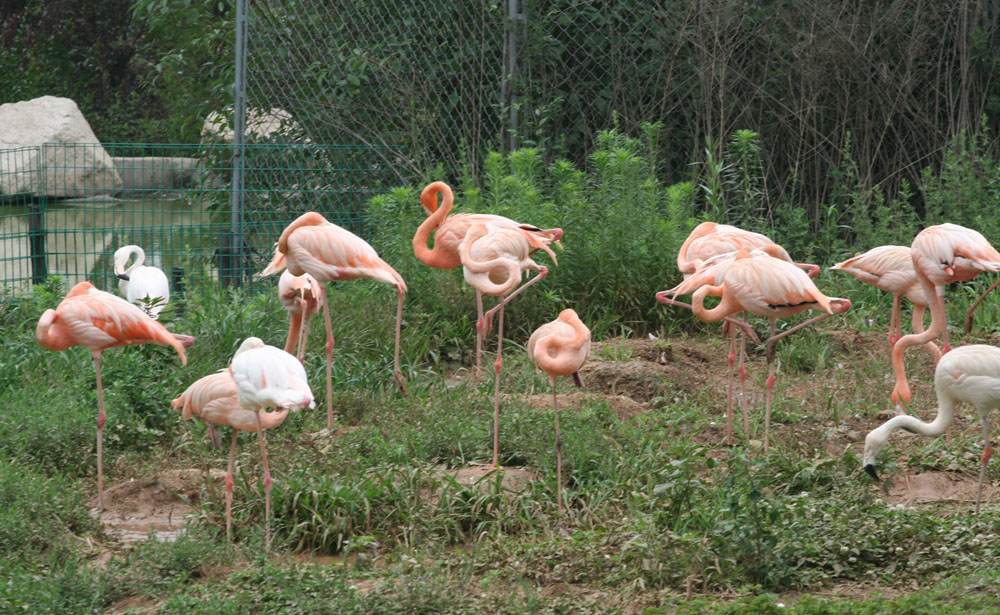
[114,245,170,319]
[230,337,314,547]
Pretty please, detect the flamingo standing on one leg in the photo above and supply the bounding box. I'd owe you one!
[229,337,314,548]
[690,250,851,450]
[262,212,407,425]
[891,224,1000,413]
[527,309,590,511]
[865,344,1000,514]
[831,245,940,361]
[114,245,171,319]
[460,221,549,468]
[35,282,195,510]
[413,181,562,378]
[172,369,291,540]
[277,270,323,361]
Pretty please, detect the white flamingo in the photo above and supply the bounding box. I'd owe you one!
[114,245,170,319]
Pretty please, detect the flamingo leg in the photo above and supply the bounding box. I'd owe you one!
[965,278,1000,334]
[393,286,407,395]
[656,295,761,344]
[92,351,106,511]
[482,267,548,337]
[321,287,335,428]
[977,414,992,515]
[764,319,777,452]
[552,377,562,513]
[254,409,272,549]
[889,294,901,349]
[938,293,951,354]
[208,424,221,449]
[297,311,312,363]
[226,429,237,541]
[739,319,750,437]
[725,318,737,444]
[285,309,303,356]
[491,296,506,469]
[475,290,484,380]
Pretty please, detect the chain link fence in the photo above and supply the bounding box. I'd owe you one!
[244,0,681,180]
[0,143,396,294]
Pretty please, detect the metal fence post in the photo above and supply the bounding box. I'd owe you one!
[505,0,521,152]
[226,0,249,289]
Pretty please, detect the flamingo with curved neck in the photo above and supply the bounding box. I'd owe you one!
[866,344,1000,513]
[677,221,819,278]
[460,221,548,469]
[890,224,1000,412]
[528,309,591,511]
[690,251,851,449]
[414,181,562,378]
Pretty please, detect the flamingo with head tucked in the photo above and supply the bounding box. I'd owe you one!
[173,368,291,540]
[527,309,590,511]
[262,212,407,425]
[414,181,562,378]
[36,282,195,510]
[460,221,548,468]
[677,221,819,278]
[891,224,1000,413]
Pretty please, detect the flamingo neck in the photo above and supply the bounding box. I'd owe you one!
[891,264,944,404]
[676,222,717,274]
[259,409,290,430]
[691,284,741,323]
[413,183,456,269]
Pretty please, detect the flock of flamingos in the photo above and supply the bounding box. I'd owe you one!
[30,180,1000,545]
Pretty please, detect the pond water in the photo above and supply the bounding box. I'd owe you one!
[1,196,226,292]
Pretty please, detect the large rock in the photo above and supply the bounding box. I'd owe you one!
[112,157,220,195]
[201,107,304,143]
[0,96,122,197]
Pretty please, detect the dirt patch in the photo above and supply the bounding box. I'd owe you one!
[445,464,538,493]
[99,468,223,544]
[883,471,999,507]
[515,391,650,420]
[108,594,161,614]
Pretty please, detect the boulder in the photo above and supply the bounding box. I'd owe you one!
[201,107,304,143]
[112,157,220,195]
[0,96,122,197]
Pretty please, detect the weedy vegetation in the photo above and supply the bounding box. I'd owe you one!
[5,130,1000,613]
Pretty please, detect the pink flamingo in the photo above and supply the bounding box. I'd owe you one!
[35,281,195,510]
[527,309,590,511]
[262,212,407,424]
[677,221,819,278]
[229,337,314,547]
[891,224,1000,413]
[831,245,940,360]
[690,251,851,449]
[414,181,562,377]
[865,344,1000,513]
[277,270,323,361]
[460,221,548,468]
[172,368,291,540]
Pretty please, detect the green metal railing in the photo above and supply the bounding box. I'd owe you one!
[0,143,395,296]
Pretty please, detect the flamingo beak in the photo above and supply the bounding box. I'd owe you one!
[116,273,130,281]
[864,464,880,482]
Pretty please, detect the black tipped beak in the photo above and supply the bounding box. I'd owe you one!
[116,273,130,281]
[864,464,880,482]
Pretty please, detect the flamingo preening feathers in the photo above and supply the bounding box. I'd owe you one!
[114,245,171,319]
[460,220,549,468]
[891,224,1000,413]
[414,181,562,377]
[277,270,323,362]
[528,309,590,511]
[35,281,195,510]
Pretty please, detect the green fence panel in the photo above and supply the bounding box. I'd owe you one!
[0,142,396,298]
